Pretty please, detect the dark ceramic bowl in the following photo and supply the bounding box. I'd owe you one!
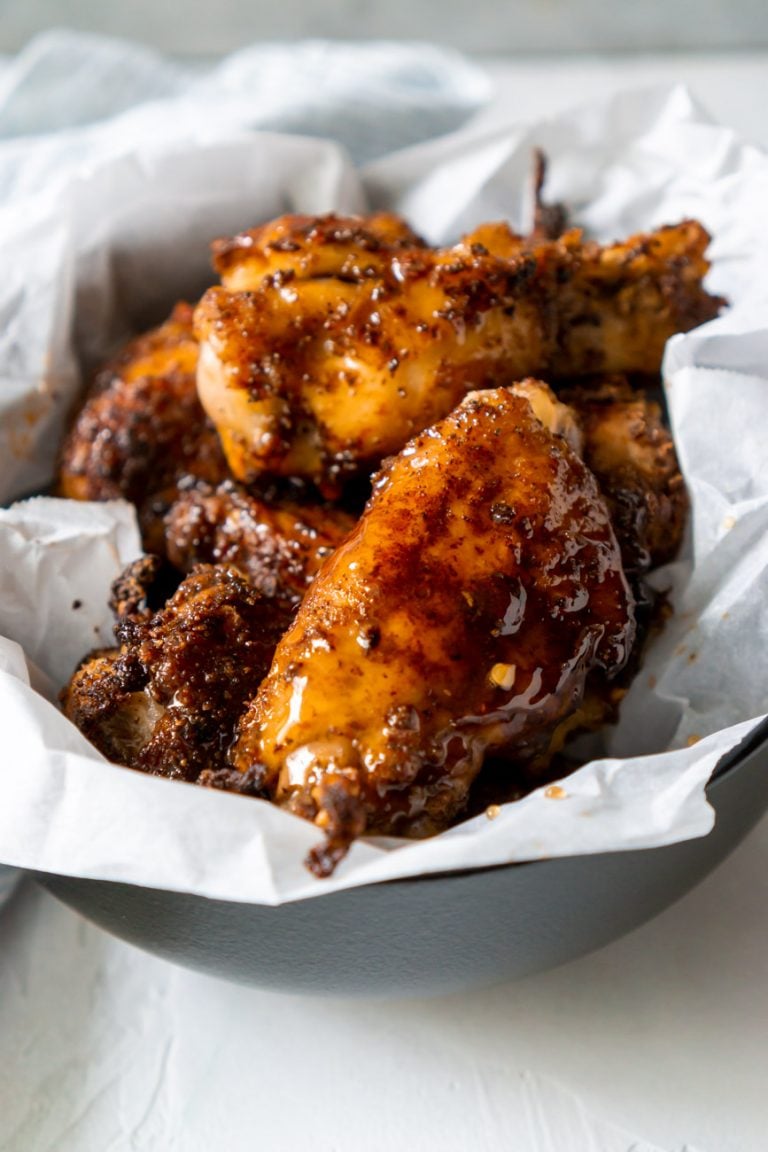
[36,719,768,998]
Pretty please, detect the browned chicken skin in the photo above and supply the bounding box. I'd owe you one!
[213,211,427,290]
[232,382,636,875]
[195,215,547,492]
[195,212,721,490]
[58,303,228,553]
[505,375,688,780]
[62,559,290,783]
[464,219,721,377]
[561,377,688,575]
[165,480,356,608]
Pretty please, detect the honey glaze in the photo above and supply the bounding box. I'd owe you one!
[231,383,635,873]
[195,213,720,492]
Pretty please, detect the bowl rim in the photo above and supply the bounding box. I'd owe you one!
[37,712,768,903]
[708,712,768,782]
[368,712,768,890]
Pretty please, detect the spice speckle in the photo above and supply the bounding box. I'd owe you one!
[489,662,516,690]
[544,784,567,800]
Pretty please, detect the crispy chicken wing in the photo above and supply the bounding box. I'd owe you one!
[62,558,290,783]
[58,303,228,553]
[561,376,688,575]
[464,374,688,806]
[165,480,356,608]
[232,382,636,875]
[467,219,721,377]
[195,215,547,492]
[195,212,721,490]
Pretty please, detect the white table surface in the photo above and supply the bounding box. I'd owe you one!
[2,52,768,1152]
[480,52,768,151]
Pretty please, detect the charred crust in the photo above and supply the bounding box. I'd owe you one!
[64,562,292,784]
[197,764,268,797]
[110,555,179,626]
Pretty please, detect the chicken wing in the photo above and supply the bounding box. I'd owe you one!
[58,303,228,553]
[561,376,688,575]
[195,212,721,490]
[466,219,721,377]
[232,381,636,875]
[165,480,356,608]
[465,373,688,812]
[195,216,547,492]
[62,558,290,783]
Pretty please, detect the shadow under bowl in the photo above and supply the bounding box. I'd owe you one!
[35,720,768,998]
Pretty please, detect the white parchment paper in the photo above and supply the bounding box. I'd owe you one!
[0,79,766,904]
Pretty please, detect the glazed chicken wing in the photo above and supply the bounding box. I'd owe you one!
[165,480,356,608]
[195,214,548,491]
[58,303,227,553]
[195,212,721,490]
[62,558,290,784]
[212,211,426,290]
[466,374,688,804]
[231,382,636,875]
[467,219,721,377]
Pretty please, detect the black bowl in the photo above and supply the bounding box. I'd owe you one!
[36,720,768,998]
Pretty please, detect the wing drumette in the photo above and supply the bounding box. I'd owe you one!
[231,382,636,875]
[466,218,721,378]
[62,558,290,784]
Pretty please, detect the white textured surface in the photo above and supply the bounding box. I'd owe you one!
[1,809,766,1151]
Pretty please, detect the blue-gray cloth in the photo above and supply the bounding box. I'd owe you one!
[0,30,489,164]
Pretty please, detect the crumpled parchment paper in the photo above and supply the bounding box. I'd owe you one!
[0,55,765,903]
